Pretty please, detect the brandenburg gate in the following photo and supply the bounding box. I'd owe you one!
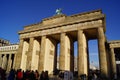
[14,9,112,79]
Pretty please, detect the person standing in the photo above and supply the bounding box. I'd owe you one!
[39,71,45,80]
[8,69,15,80]
[34,70,39,80]
[16,69,23,80]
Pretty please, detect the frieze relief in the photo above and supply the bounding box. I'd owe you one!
[20,20,103,39]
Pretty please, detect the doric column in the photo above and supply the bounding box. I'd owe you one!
[110,48,117,78]
[0,54,2,67]
[7,54,12,72]
[26,37,34,70]
[59,33,66,70]
[39,36,46,72]
[13,54,16,69]
[98,27,109,79]
[31,39,40,70]
[14,39,24,69]
[2,54,7,70]
[20,39,29,70]
[78,30,88,78]
[59,33,74,71]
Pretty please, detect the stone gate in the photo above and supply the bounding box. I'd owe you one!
[14,9,113,79]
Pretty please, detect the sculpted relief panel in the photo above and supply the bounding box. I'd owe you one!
[20,20,103,39]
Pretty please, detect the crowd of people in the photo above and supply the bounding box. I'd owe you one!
[0,67,6,80]
[1,67,117,80]
[0,67,49,80]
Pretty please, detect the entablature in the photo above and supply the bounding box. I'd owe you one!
[19,9,105,34]
[19,20,103,39]
[109,40,120,48]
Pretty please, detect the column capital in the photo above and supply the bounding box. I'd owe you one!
[30,37,34,39]
[98,27,105,40]
[19,38,24,42]
[61,32,66,36]
[78,29,83,32]
[28,37,35,52]
[110,48,114,53]
[110,47,114,50]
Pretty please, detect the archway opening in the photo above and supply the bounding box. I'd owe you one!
[57,43,60,70]
[88,40,99,70]
[74,41,77,72]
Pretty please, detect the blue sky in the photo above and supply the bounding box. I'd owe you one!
[0,0,120,67]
